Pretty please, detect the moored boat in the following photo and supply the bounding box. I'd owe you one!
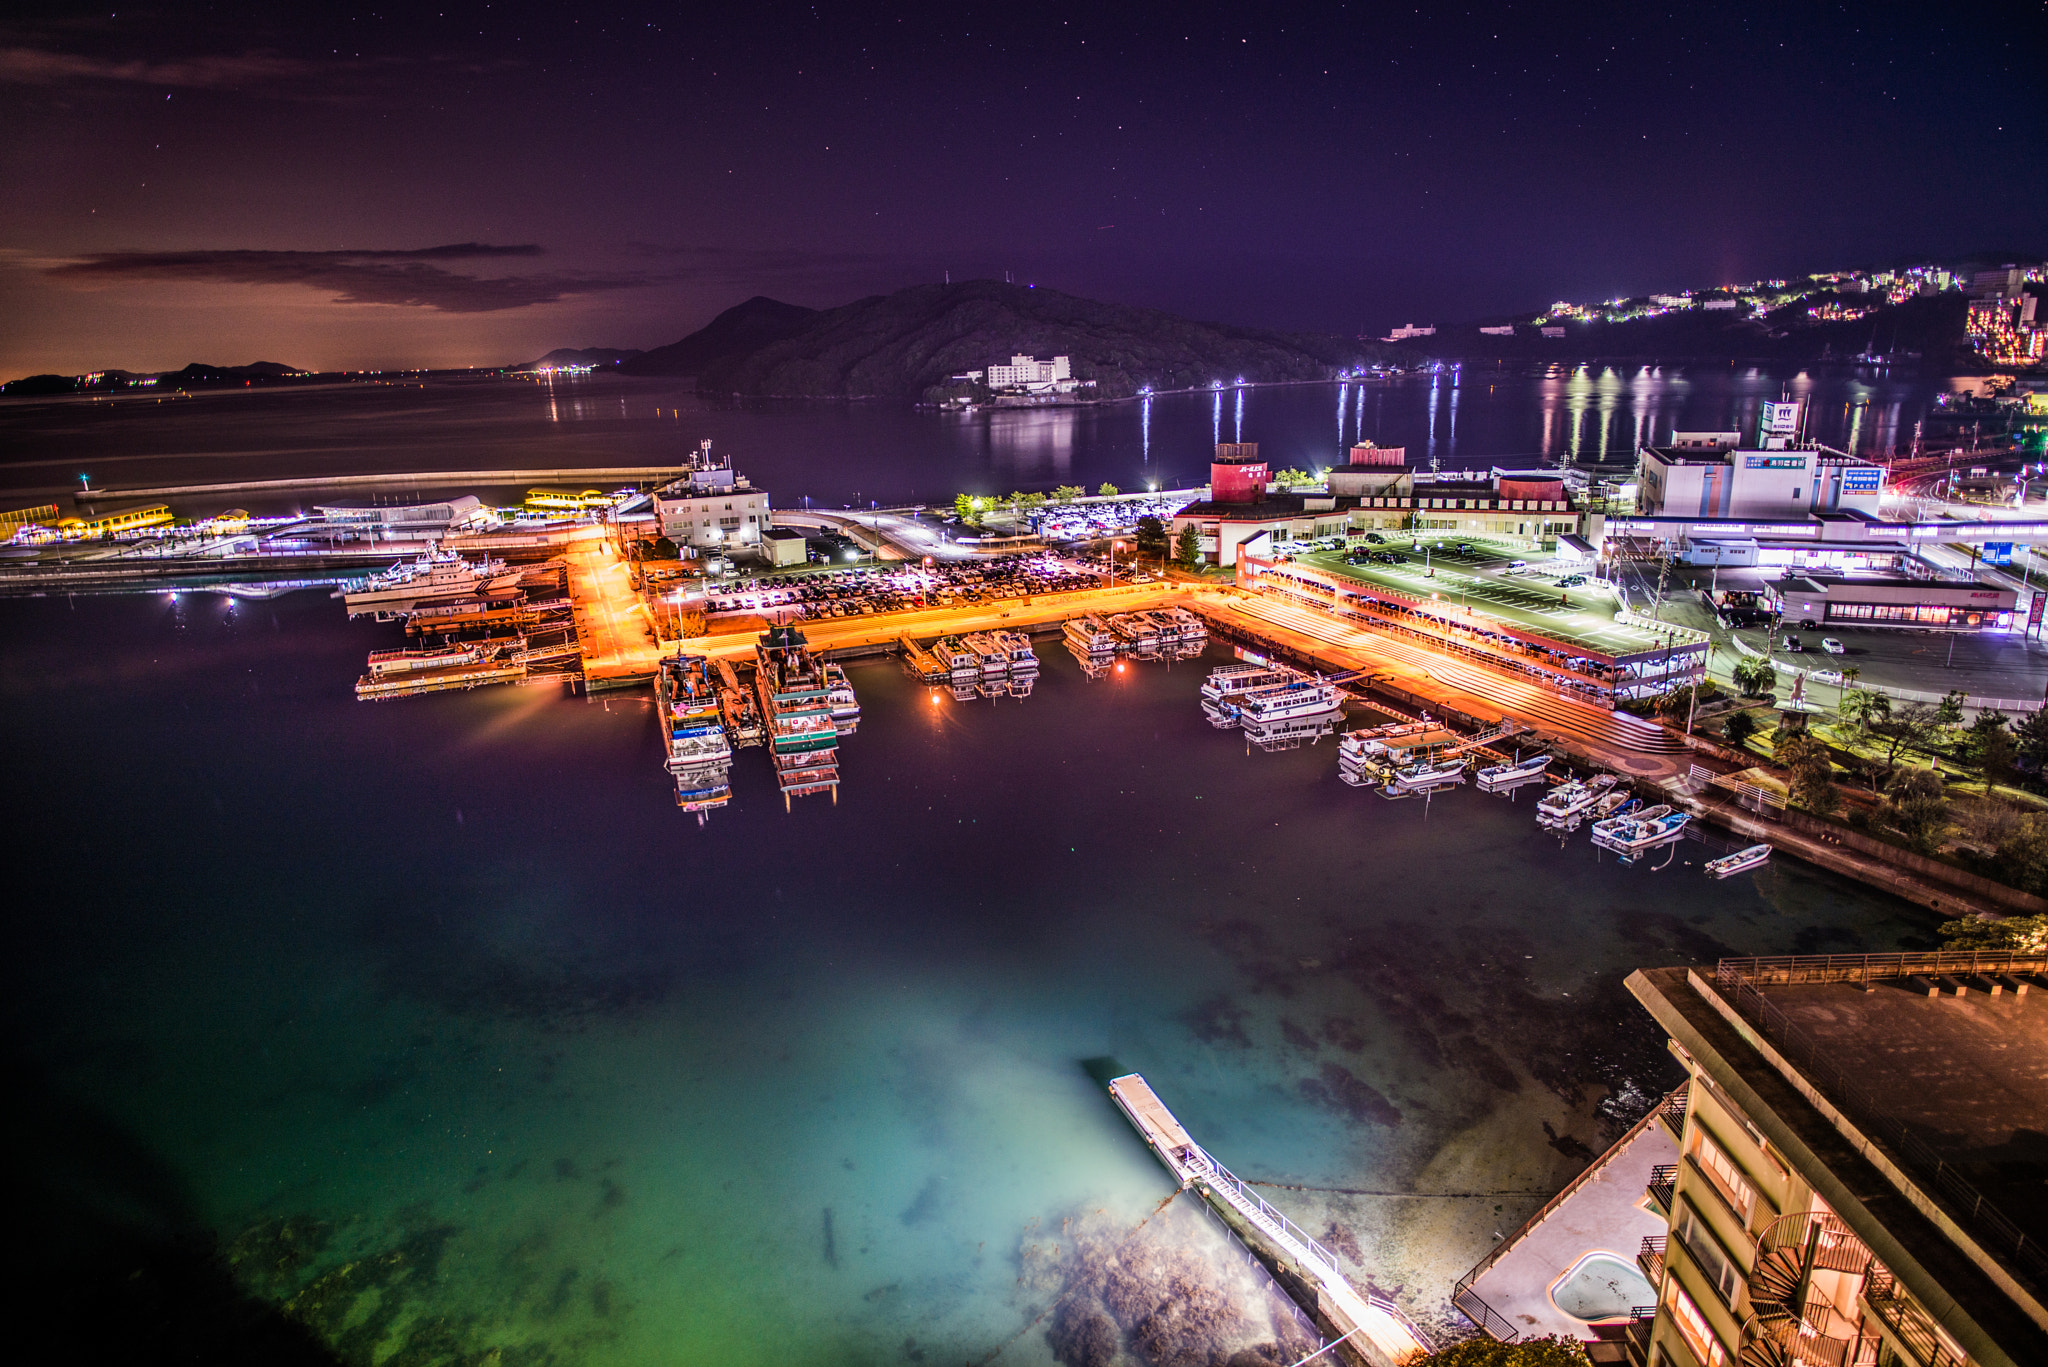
[1063,615,1118,654]
[1592,809,1691,857]
[754,624,840,808]
[1705,843,1772,878]
[655,652,733,774]
[1233,677,1344,725]
[823,662,861,735]
[340,545,520,618]
[1476,753,1551,791]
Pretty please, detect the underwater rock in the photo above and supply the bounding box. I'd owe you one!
[1048,1303,1122,1367]
[1183,995,1252,1049]
[1298,1063,1402,1127]
[226,1214,333,1299]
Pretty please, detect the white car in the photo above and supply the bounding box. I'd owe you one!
[1820,638,1846,655]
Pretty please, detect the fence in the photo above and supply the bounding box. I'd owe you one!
[1711,957,2048,1283]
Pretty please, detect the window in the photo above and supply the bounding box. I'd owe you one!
[1691,1132,1758,1223]
[1674,1201,1742,1305]
[1666,1281,1729,1366]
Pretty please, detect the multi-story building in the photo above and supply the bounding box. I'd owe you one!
[651,440,772,551]
[984,354,1075,391]
[1454,951,2048,1367]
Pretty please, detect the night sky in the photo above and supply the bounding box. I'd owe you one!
[1,2,2040,376]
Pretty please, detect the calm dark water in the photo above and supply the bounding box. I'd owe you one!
[2,588,1935,1364]
[0,365,1960,515]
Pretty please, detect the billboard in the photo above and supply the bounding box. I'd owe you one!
[1759,400,1801,436]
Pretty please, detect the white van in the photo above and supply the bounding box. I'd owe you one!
[1504,560,1529,576]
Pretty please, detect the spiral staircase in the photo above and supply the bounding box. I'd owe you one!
[1738,1211,1877,1367]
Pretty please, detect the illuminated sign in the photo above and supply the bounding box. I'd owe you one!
[1759,400,1801,435]
[1842,468,1883,491]
[1744,455,1808,469]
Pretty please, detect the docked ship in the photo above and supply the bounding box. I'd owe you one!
[1063,614,1118,654]
[1240,710,1343,752]
[754,625,841,808]
[655,652,734,774]
[933,637,982,680]
[1475,753,1551,792]
[1107,612,1160,654]
[993,630,1038,673]
[823,662,861,735]
[1152,606,1207,646]
[340,546,521,618]
[960,632,1010,677]
[715,658,766,748]
[1202,662,1299,706]
[1536,774,1616,830]
[1382,756,1468,795]
[1592,807,1690,858]
[1232,676,1344,725]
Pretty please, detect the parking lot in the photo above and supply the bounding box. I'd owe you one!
[701,552,1108,621]
[1287,537,1676,659]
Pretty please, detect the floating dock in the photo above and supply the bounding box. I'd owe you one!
[354,658,527,700]
[1107,1073,1434,1367]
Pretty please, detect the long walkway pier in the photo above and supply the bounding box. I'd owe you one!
[1107,1073,1434,1367]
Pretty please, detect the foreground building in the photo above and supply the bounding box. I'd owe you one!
[1455,951,2048,1367]
[652,440,773,552]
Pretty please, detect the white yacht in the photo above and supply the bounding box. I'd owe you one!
[340,546,519,617]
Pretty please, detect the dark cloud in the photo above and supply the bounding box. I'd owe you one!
[0,44,319,89]
[45,246,650,313]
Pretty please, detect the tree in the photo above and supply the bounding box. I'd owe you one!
[1051,484,1084,504]
[953,493,985,526]
[1415,1336,1589,1367]
[651,535,680,561]
[1174,523,1204,569]
[1840,664,1862,690]
[1868,701,1941,777]
[1839,687,1890,738]
[1775,733,1840,816]
[1020,491,1049,514]
[1881,767,1951,853]
[1097,482,1119,497]
[1938,910,2048,952]
[1134,515,1168,558]
[1732,656,1776,697]
[2014,707,2048,774]
[1724,709,1762,749]
[1935,688,1967,732]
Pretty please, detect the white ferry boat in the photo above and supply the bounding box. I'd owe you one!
[960,632,1010,677]
[993,630,1038,672]
[1705,844,1772,878]
[1202,663,1298,705]
[1154,606,1207,644]
[1476,753,1551,791]
[1241,711,1343,752]
[1063,615,1118,654]
[340,546,520,618]
[1234,677,1344,725]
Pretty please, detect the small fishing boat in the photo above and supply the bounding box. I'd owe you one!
[1385,757,1467,793]
[1476,754,1551,791]
[1705,844,1773,879]
[1592,809,1691,857]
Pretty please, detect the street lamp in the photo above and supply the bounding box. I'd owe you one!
[1110,540,1124,586]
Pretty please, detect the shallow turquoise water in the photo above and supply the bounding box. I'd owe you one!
[2,591,1936,1363]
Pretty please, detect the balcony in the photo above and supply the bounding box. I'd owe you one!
[1862,1266,1967,1367]
[1646,1163,1678,1216]
[1638,1235,1667,1289]
[1656,1085,1690,1139]
[1623,1306,1657,1367]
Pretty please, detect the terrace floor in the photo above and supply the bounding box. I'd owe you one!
[1460,1114,1678,1342]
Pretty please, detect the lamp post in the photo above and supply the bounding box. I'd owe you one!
[1110,540,1123,587]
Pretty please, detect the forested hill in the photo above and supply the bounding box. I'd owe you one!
[621,281,1407,399]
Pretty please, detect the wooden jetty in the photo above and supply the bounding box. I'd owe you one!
[1107,1074,1434,1367]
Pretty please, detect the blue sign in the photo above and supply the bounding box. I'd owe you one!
[1843,468,1883,491]
[1984,542,2014,565]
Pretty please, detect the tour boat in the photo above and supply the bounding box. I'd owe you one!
[1063,615,1118,654]
[655,652,733,774]
[340,546,520,617]
[1203,663,1299,705]
[1705,844,1773,879]
[961,632,1010,677]
[1241,711,1343,752]
[670,759,733,821]
[1154,607,1207,644]
[1233,677,1344,725]
[933,637,981,679]
[1107,612,1160,652]
[1476,754,1551,791]
[754,625,840,808]
[994,630,1038,671]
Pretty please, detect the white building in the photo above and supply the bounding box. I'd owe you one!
[984,354,1074,391]
[1384,324,1436,341]
[651,440,772,550]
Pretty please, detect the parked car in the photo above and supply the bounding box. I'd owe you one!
[1821,638,1846,655]
[1364,532,1386,544]
[1782,634,1804,652]
[1504,560,1529,576]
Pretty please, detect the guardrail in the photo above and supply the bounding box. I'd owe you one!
[1713,958,2048,1282]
